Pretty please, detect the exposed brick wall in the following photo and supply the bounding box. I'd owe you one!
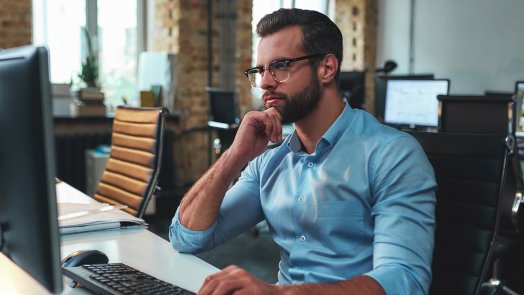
[0,0,32,49]
[335,0,377,114]
[234,1,253,117]
[153,0,253,184]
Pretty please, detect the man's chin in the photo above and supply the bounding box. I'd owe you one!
[265,103,283,113]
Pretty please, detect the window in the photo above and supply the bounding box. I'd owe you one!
[32,0,141,107]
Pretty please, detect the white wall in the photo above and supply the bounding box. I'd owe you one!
[377,0,524,94]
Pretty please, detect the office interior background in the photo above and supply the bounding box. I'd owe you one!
[1,0,524,286]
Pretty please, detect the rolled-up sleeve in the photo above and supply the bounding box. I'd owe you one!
[364,134,436,294]
[169,160,266,254]
[169,209,218,253]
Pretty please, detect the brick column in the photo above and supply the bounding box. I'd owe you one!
[335,0,377,115]
[153,0,252,184]
[0,0,32,49]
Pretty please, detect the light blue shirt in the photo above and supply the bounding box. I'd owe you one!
[170,104,436,294]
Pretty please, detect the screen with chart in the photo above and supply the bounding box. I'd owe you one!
[384,79,450,128]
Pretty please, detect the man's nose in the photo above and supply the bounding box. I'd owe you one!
[260,71,277,90]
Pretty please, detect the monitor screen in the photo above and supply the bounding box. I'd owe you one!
[0,46,63,293]
[339,71,366,109]
[384,79,450,128]
[516,81,524,99]
[374,74,435,120]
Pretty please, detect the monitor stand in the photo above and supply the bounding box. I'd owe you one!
[398,124,437,133]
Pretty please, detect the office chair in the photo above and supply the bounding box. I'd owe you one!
[438,95,515,135]
[408,131,518,295]
[435,94,524,294]
[206,87,240,164]
[93,106,168,218]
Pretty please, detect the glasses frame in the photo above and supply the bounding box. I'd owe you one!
[244,53,326,88]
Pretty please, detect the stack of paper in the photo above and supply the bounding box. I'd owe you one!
[58,203,146,235]
[56,182,147,235]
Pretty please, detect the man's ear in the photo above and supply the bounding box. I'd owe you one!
[318,54,338,84]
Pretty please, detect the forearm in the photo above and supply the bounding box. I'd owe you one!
[178,149,247,230]
[277,275,385,295]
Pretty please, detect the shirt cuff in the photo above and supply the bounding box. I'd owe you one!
[168,208,217,253]
[364,266,427,295]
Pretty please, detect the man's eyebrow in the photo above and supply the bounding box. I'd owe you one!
[255,56,291,68]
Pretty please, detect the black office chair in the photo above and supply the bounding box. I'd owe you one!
[434,94,524,294]
[438,95,516,135]
[408,131,519,295]
[206,87,240,164]
[438,94,524,232]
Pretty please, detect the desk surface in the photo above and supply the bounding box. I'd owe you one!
[0,183,219,294]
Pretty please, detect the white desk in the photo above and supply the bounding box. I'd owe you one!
[0,183,219,294]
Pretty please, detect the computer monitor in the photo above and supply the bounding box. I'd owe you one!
[384,79,450,129]
[0,46,63,293]
[516,81,524,98]
[374,74,435,121]
[339,71,366,109]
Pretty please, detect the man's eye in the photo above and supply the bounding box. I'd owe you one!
[272,61,288,71]
[248,69,262,75]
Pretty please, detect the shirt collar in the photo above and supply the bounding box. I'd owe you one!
[287,103,354,153]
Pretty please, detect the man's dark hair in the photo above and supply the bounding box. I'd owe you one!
[256,8,343,80]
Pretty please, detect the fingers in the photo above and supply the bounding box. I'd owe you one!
[197,265,251,295]
[262,108,282,143]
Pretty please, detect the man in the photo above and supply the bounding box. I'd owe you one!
[170,8,436,295]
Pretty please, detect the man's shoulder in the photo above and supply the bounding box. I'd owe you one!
[347,109,410,143]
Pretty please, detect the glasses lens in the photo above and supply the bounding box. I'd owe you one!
[246,69,262,87]
[270,61,290,83]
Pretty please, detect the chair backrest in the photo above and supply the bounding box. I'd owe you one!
[437,94,515,134]
[206,87,239,125]
[408,131,511,295]
[94,106,167,218]
[437,94,524,234]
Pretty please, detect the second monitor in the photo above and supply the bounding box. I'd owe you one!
[384,79,450,130]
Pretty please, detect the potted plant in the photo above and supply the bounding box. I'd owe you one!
[78,27,98,88]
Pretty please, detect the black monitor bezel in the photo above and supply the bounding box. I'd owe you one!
[0,46,63,293]
[383,78,450,130]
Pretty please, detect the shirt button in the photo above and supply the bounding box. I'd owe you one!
[298,197,304,202]
[299,235,306,242]
[307,162,313,168]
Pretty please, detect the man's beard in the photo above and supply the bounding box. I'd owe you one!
[264,74,321,124]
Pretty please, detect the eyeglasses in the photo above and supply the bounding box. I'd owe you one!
[244,53,326,88]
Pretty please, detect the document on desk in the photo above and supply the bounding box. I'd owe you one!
[56,182,147,235]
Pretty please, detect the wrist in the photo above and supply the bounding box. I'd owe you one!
[220,146,250,168]
[275,284,309,295]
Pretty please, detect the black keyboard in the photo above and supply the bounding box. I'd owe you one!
[63,263,195,295]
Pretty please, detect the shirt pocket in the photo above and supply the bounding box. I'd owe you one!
[314,199,370,254]
[317,199,365,218]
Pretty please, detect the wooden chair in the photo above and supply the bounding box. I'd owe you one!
[93,106,167,218]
